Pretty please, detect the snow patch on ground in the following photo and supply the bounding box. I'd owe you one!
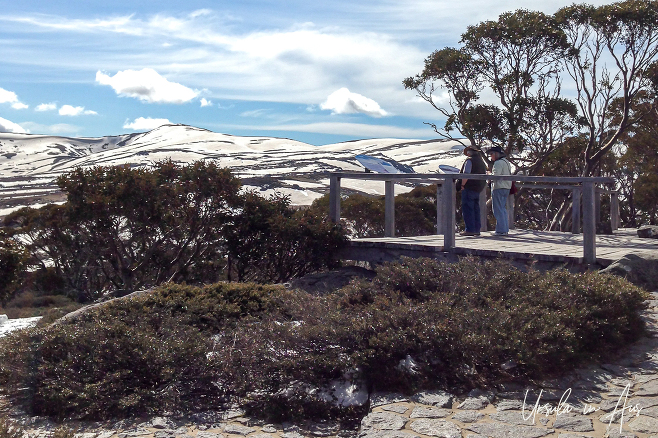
[0,315,42,337]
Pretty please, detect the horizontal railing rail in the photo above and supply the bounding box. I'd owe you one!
[329,172,617,264]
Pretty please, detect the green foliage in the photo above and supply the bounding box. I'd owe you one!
[0,235,27,305]
[3,161,346,300]
[310,185,437,238]
[225,192,346,283]
[0,260,647,422]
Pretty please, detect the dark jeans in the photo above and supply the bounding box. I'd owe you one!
[461,188,481,233]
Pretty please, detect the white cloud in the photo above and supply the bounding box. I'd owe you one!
[0,87,28,110]
[321,88,388,117]
[0,88,19,104]
[20,122,81,135]
[58,105,97,116]
[222,121,434,139]
[35,103,57,111]
[0,117,28,134]
[96,68,199,104]
[123,117,171,131]
[200,98,212,107]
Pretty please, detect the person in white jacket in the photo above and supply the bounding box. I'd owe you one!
[486,146,512,236]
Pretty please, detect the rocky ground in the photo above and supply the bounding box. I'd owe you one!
[4,291,658,438]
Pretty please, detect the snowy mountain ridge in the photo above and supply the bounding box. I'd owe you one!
[0,124,466,215]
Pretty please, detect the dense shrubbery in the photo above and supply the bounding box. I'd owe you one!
[310,185,439,238]
[0,234,27,305]
[2,161,346,301]
[0,257,648,421]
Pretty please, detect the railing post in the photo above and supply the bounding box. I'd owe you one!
[582,181,596,264]
[385,180,395,237]
[436,183,444,235]
[329,175,341,223]
[507,193,515,230]
[611,190,620,231]
[595,188,601,226]
[572,188,581,234]
[443,176,455,249]
[479,187,487,233]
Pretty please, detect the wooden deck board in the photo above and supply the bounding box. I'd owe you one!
[347,228,658,266]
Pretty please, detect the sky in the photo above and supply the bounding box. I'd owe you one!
[0,0,612,145]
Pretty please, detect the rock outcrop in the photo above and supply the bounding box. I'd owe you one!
[638,225,658,238]
[601,252,658,291]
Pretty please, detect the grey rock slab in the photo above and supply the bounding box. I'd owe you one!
[357,432,419,438]
[223,424,256,436]
[151,418,176,430]
[282,433,305,438]
[552,413,594,432]
[570,390,602,405]
[409,406,451,419]
[640,406,658,418]
[381,405,409,414]
[572,380,608,392]
[601,398,623,412]
[635,373,658,384]
[360,412,407,431]
[606,430,638,438]
[457,396,489,410]
[307,423,340,437]
[496,400,524,411]
[408,419,460,438]
[489,410,538,426]
[410,391,453,408]
[370,393,409,408]
[602,364,631,376]
[451,410,484,423]
[557,434,594,438]
[467,388,496,401]
[250,435,274,438]
[629,396,658,409]
[196,433,224,438]
[118,429,151,438]
[154,431,176,438]
[629,415,658,433]
[635,380,658,396]
[223,409,246,420]
[261,426,278,433]
[466,422,554,438]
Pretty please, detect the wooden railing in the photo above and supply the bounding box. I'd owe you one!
[329,173,615,264]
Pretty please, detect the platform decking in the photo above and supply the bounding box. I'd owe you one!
[345,228,658,267]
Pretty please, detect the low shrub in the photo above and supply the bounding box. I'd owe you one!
[0,258,648,422]
[0,415,23,438]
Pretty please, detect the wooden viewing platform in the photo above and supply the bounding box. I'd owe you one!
[346,228,658,268]
[329,172,657,268]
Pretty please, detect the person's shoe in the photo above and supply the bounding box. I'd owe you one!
[492,231,508,236]
[459,231,480,236]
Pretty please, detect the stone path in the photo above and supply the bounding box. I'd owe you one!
[11,292,658,438]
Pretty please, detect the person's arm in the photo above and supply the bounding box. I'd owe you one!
[462,159,472,185]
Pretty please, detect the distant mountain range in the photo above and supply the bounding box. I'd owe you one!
[0,124,466,216]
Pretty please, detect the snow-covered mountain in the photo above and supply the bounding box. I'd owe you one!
[0,124,466,216]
